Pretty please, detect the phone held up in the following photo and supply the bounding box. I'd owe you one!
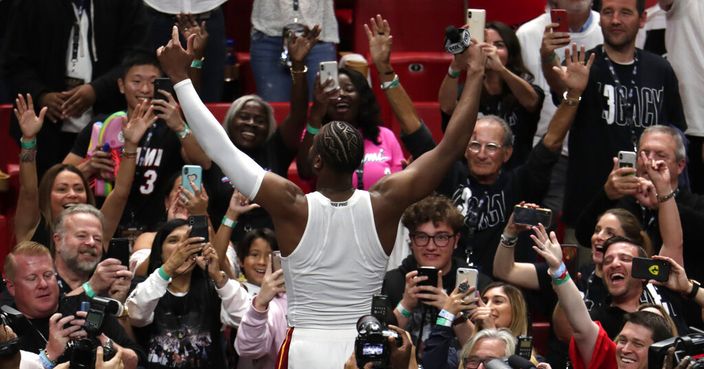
[550,9,569,33]
[631,257,670,282]
[513,205,552,228]
[181,165,202,194]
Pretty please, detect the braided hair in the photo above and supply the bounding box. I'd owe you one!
[314,121,365,173]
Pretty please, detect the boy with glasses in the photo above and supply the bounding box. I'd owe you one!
[382,195,492,362]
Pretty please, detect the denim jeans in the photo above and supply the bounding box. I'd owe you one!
[144,6,226,102]
[250,30,336,102]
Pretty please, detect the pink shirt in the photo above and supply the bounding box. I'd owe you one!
[351,126,405,190]
[235,294,288,369]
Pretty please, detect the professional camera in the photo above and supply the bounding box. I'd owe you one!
[649,332,704,369]
[66,297,122,369]
[0,305,30,358]
[354,315,401,369]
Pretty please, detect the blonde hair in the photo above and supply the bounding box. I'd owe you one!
[4,241,52,281]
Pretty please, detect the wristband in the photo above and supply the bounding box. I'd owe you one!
[688,280,701,300]
[553,272,571,286]
[438,309,455,321]
[447,66,461,79]
[176,124,191,139]
[221,216,237,229]
[396,302,412,318]
[380,74,400,90]
[500,233,518,247]
[20,137,37,150]
[39,349,57,369]
[306,123,320,136]
[121,149,138,159]
[550,262,567,279]
[158,266,171,281]
[82,282,96,298]
[435,317,452,327]
[190,58,204,69]
[656,188,679,203]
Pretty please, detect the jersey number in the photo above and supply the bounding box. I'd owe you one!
[140,170,157,194]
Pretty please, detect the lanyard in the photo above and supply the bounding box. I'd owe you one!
[71,0,88,72]
[293,0,299,11]
[603,47,640,151]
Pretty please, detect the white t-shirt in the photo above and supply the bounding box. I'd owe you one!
[143,0,227,14]
[63,1,93,133]
[251,0,339,43]
[516,10,603,155]
[664,0,704,136]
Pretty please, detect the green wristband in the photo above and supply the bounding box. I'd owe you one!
[158,266,171,281]
[435,317,452,327]
[20,137,37,150]
[306,123,320,136]
[221,216,237,228]
[190,58,204,69]
[82,282,96,298]
[553,272,571,286]
[396,302,412,318]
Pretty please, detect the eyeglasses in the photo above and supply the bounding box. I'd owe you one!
[463,356,501,369]
[410,232,456,247]
[467,141,503,155]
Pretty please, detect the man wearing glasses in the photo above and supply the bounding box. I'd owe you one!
[458,328,516,369]
[382,195,491,363]
[399,44,591,277]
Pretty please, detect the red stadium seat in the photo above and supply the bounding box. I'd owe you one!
[531,321,551,357]
[370,52,452,103]
[0,104,18,173]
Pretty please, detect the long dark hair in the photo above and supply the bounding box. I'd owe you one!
[483,22,535,113]
[326,68,382,145]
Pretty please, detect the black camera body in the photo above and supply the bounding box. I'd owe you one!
[67,297,120,369]
[650,333,704,369]
[0,305,29,358]
[355,315,400,369]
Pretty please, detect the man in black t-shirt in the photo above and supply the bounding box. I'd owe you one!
[543,0,687,231]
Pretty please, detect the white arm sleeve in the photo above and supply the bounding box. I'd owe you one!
[173,79,266,200]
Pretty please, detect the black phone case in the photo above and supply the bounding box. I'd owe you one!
[104,238,130,266]
[631,257,670,282]
[417,267,439,287]
[188,215,209,242]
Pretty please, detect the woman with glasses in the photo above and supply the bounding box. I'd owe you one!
[382,195,491,365]
[439,22,544,168]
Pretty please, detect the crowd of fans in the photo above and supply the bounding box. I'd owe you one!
[1,0,704,369]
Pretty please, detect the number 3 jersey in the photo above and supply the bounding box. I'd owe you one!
[71,116,184,232]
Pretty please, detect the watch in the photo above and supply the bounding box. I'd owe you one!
[562,91,581,106]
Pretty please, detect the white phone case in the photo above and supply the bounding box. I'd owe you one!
[319,61,339,92]
[456,267,479,291]
[466,9,487,43]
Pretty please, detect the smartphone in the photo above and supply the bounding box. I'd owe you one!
[618,151,637,173]
[181,165,202,194]
[417,266,439,287]
[371,294,389,326]
[188,215,209,243]
[515,336,534,360]
[466,9,487,43]
[632,257,670,282]
[153,77,174,101]
[550,9,569,33]
[104,238,130,266]
[319,61,339,92]
[455,267,479,292]
[513,205,553,227]
[272,250,282,272]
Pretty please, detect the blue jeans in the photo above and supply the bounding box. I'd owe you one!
[144,6,225,102]
[250,30,336,102]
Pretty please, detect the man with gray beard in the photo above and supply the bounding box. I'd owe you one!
[52,204,132,303]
